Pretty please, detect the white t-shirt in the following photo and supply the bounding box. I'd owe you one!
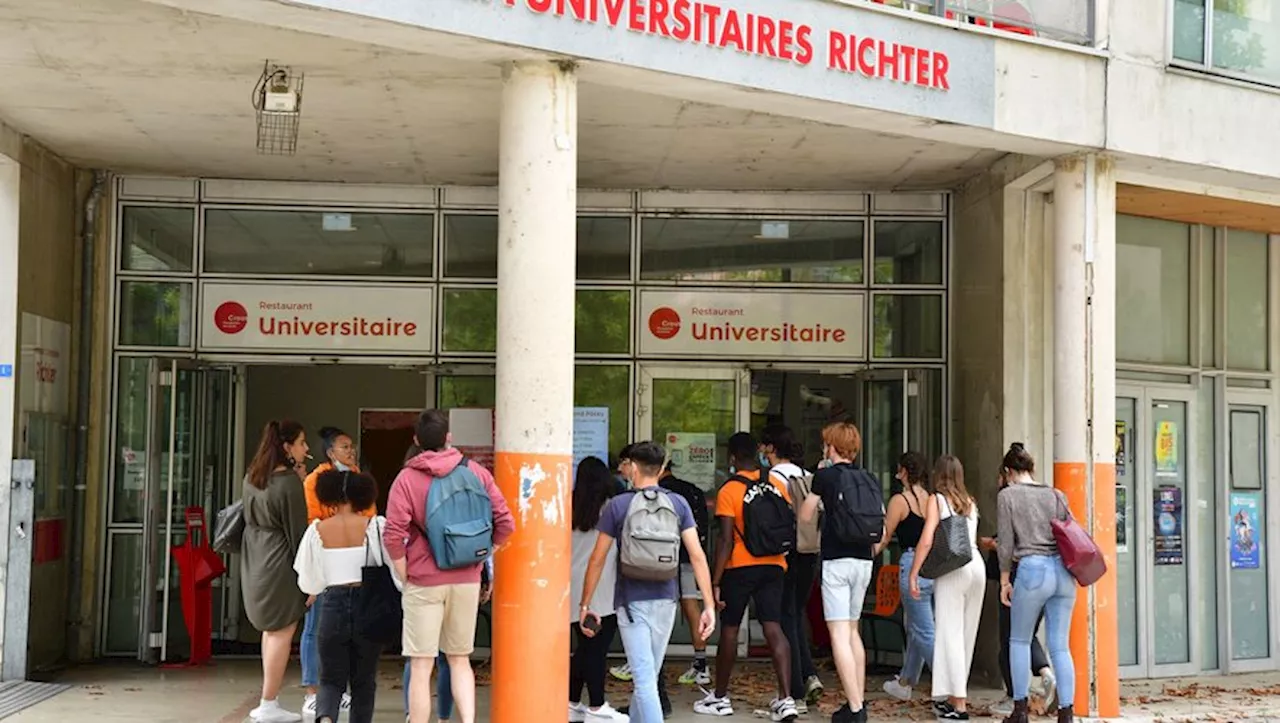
[769,462,806,487]
[571,527,617,622]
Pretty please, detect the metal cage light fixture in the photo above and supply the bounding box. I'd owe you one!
[252,60,304,155]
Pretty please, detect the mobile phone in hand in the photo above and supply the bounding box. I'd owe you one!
[583,616,601,633]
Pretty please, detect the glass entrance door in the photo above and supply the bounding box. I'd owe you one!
[856,369,943,495]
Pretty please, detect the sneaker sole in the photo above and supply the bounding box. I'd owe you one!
[804,687,822,705]
[696,707,734,717]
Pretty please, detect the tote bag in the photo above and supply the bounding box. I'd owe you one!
[356,519,403,647]
[1050,493,1107,587]
[919,495,973,580]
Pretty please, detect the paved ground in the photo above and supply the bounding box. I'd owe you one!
[9,657,1280,722]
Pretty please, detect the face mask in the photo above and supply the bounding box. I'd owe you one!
[333,460,351,472]
[758,453,770,468]
[728,465,737,475]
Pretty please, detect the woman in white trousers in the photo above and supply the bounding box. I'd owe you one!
[908,455,986,721]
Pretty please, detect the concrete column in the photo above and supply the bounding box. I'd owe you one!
[491,61,576,723]
[1052,154,1118,718]
[0,152,17,674]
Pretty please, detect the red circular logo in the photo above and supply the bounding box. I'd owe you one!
[648,307,681,340]
[214,301,248,334]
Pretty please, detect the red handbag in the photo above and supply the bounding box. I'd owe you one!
[1051,493,1107,586]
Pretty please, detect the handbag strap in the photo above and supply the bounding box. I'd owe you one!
[1051,489,1071,522]
[363,518,387,567]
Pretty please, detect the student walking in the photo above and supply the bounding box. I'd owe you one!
[698,432,798,721]
[241,420,310,723]
[908,456,986,721]
[799,422,883,723]
[293,470,400,723]
[580,441,716,723]
[996,443,1077,723]
[880,451,934,702]
[384,410,516,723]
[570,457,628,723]
[760,425,824,710]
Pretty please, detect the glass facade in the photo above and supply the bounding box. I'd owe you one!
[1173,0,1280,87]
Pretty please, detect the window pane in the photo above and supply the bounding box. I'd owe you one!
[640,218,864,283]
[1226,229,1268,370]
[1212,0,1280,85]
[121,207,194,272]
[873,220,944,284]
[441,288,497,353]
[118,281,192,347]
[1116,215,1191,365]
[112,357,151,523]
[204,210,433,276]
[444,215,497,278]
[437,375,496,408]
[873,294,943,358]
[105,533,144,653]
[578,217,631,280]
[1173,0,1207,63]
[575,365,630,458]
[576,290,631,354]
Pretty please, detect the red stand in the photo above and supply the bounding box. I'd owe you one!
[165,506,226,668]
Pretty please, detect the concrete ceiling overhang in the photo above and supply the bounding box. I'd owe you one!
[0,0,1037,189]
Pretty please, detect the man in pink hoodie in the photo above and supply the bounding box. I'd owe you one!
[384,409,515,723]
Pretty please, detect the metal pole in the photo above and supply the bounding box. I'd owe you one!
[491,60,577,723]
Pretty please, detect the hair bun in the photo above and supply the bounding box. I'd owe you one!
[1010,442,1025,451]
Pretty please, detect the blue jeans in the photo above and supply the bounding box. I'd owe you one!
[402,653,452,719]
[301,600,320,688]
[1010,555,1076,706]
[617,600,679,723]
[898,549,935,686]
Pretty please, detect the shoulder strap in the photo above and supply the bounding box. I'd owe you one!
[727,474,755,488]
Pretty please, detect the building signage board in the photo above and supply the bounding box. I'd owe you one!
[199,282,434,354]
[19,313,71,416]
[292,0,997,128]
[573,407,611,478]
[638,289,865,360]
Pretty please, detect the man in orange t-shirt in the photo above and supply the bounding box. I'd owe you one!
[697,432,799,719]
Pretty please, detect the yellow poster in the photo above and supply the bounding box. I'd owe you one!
[1155,421,1179,476]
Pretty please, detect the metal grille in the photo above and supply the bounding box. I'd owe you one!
[0,681,71,718]
[255,110,300,155]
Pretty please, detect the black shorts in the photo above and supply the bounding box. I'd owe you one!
[719,564,785,627]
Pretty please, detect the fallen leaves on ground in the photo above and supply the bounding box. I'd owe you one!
[1163,683,1230,699]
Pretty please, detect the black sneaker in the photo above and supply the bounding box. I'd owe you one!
[854,705,869,723]
[936,709,969,721]
[832,703,857,723]
[932,700,955,717]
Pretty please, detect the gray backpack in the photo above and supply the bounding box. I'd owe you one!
[618,488,682,582]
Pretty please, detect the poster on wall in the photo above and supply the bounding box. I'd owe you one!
[1155,421,1179,477]
[573,407,610,478]
[1153,486,1184,565]
[1114,421,1127,477]
[1230,492,1262,570]
[665,432,718,490]
[19,313,71,416]
[1115,485,1128,553]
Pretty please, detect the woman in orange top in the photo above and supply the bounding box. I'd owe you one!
[300,426,370,717]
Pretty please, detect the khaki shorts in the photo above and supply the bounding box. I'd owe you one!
[401,582,482,657]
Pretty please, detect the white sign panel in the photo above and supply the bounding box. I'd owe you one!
[573,407,611,477]
[665,432,718,490]
[639,289,864,360]
[199,282,434,354]
[19,313,71,416]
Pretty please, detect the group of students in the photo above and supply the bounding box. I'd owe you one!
[236,409,514,723]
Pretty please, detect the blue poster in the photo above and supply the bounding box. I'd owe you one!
[1230,492,1262,570]
[1153,487,1184,566]
[572,407,610,480]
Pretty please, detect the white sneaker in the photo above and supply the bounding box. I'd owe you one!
[770,697,799,722]
[250,699,303,723]
[884,675,913,702]
[678,664,712,686]
[794,700,808,715]
[586,703,630,723]
[1041,668,1058,707]
[609,663,633,682]
[301,695,317,718]
[694,689,733,717]
[340,693,351,711]
[570,702,588,723]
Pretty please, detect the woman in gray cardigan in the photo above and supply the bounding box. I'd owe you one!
[241,420,311,723]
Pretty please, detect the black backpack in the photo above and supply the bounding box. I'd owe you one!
[730,474,795,557]
[827,466,885,547]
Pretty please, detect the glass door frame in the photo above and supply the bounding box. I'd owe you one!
[1117,383,1203,679]
[1222,388,1278,673]
[635,362,750,658]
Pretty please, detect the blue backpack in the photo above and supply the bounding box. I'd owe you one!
[423,458,495,570]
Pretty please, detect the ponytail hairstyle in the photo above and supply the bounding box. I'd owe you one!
[931,454,973,517]
[897,450,931,492]
[1002,442,1036,476]
[247,419,304,489]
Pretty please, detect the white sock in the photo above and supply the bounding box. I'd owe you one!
[259,698,277,708]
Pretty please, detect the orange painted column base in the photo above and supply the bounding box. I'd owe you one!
[1053,461,1090,714]
[491,451,572,723]
[1091,462,1120,719]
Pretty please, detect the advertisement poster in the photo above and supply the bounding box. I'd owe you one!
[1115,485,1128,553]
[1230,492,1262,570]
[1115,421,1127,476]
[1155,421,1179,477]
[665,432,718,490]
[572,407,610,477]
[1153,486,1184,565]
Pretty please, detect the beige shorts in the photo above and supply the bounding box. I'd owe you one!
[401,582,482,657]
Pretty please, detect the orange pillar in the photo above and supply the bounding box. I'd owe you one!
[491,60,577,723]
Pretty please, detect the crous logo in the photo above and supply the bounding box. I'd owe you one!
[214,301,248,334]
[648,307,681,340]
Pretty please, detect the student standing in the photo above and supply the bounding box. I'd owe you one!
[760,425,824,710]
[384,410,516,723]
[798,422,882,723]
[996,444,1076,723]
[908,456,986,721]
[697,432,798,721]
[880,451,934,702]
[580,441,717,723]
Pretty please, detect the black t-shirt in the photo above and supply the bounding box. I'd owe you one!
[811,463,877,562]
[660,473,708,564]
